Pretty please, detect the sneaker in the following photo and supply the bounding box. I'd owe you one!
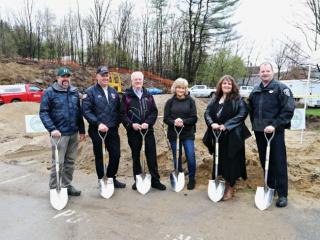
[132,183,137,190]
[67,185,81,196]
[113,178,126,188]
[276,196,288,208]
[187,179,195,190]
[151,181,166,191]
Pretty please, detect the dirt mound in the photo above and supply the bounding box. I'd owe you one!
[0,98,319,198]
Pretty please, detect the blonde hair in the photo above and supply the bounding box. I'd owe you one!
[171,78,189,95]
[131,71,144,81]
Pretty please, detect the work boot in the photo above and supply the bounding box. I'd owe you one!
[151,181,166,190]
[132,183,137,190]
[67,185,81,196]
[187,179,196,190]
[223,184,234,201]
[113,178,126,188]
[276,196,288,208]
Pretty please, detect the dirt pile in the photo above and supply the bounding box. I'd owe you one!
[0,98,319,198]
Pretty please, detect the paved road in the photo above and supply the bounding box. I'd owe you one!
[0,162,319,240]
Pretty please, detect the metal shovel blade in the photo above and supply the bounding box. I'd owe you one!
[50,188,68,210]
[136,174,151,195]
[100,178,115,199]
[208,179,225,202]
[255,186,275,211]
[170,171,185,192]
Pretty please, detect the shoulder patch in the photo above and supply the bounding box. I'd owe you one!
[283,88,291,97]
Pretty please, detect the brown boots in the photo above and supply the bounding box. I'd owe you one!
[223,182,234,201]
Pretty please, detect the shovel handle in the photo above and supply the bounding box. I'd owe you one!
[51,136,61,190]
[264,131,275,185]
[174,126,183,173]
[212,129,221,180]
[98,130,108,176]
[139,129,149,174]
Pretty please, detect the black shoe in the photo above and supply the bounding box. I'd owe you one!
[114,178,126,188]
[276,196,288,208]
[187,179,195,190]
[132,183,137,190]
[67,185,81,196]
[151,181,166,191]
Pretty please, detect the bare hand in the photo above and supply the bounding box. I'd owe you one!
[51,130,61,138]
[132,123,142,131]
[219,125,226,131]
[141,123,149,129]
[79,134,86,141]
[174,118,184,127]
[98,123,108,132]
[264,125,275,133]
[211,123,220,130]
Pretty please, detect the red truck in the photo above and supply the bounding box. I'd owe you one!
[0,84,44,105]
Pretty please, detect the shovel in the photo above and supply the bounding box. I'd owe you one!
[98,130,114,199]
[50,136,68,210]
[255,131,275,211]
[170,126,185,192]
[208,129,225,202]
[136,128,151,195]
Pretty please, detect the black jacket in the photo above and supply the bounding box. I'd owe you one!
[203,97,251,157]
[39,82,85,136]
[163,95,197,140]
[82,83,120,129]
[248,80,295,132]
[120,87,158,131]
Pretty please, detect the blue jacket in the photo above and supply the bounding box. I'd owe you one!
[39,82,85,136]
[248,79,295,132]
[82,83,120,129]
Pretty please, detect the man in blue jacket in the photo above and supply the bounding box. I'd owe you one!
[82,66,126,198]
[40,67,85,196]
[249,62,295,208]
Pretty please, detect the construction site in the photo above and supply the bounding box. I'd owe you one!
[0,59,320,240]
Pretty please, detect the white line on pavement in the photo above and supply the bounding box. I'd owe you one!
[0,174,32,185]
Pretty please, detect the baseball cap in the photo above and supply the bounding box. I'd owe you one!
[96,66,109,75]
[57,67,71,76]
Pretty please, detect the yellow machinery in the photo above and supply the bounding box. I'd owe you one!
[109,72,122,93]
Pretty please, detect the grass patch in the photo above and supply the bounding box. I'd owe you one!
[306,108,320,117]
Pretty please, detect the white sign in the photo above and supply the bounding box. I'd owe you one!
[25,115,47,133]
[290,108,306,130]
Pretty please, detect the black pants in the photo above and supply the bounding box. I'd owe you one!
[255,131,288,197]
[88,127,120,180]
[127,129,160,183]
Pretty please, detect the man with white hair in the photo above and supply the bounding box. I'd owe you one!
[120,71,166,191]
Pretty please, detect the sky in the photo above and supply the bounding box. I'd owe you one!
[0,0,313,64]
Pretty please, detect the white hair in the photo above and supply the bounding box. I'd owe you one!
[131,71,144,81]
[171,78,189,95]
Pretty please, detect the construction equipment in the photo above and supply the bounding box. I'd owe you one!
[109,72,122,93]
[50,136,68,210]
[255,131,275,211]
[208,129,225,202]
[136,129,151,195]
[170,126,185,192]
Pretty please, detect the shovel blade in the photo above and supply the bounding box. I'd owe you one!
[170,172,185,192]
[208,179,225,202]
[100,178,114,199]
[50,188,68,210]
[136,174,151,195]
[255,186,275,211]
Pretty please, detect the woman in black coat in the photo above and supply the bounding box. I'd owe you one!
[203,75,251,200]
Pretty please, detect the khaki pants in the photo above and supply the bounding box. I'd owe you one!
[49,133,79,189]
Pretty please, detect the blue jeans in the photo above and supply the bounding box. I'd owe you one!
[169,139,196,181]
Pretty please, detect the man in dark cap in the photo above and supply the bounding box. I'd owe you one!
[40,67,85,197]
[82,66,126,198]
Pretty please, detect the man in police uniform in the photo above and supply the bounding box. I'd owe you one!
[82,66,126,198]
[248,62,295,208]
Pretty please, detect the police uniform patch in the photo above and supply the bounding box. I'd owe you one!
[111,93,116,99]
[82,94,87,99]
[283,88,291,96]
